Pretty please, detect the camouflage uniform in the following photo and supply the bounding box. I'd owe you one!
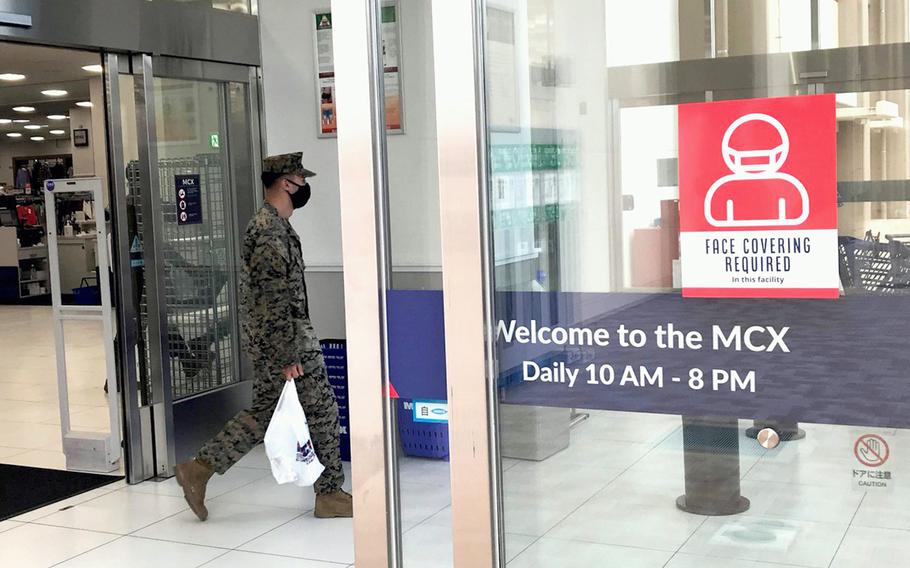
[197,154,343,496]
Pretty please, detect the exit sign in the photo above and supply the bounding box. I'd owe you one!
[209,133,220,148]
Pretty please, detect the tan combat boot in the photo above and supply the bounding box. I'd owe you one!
[314,490,353,518]
[175,459,214,521]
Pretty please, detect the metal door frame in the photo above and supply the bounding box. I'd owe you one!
[104,52,157,483]
[332,1,398,566]
[431,1,500,566]
[333,0,499,566]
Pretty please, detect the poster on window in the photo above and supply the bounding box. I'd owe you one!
[175,174,202,226]
[313,4,403,137]
[677,94,839,299]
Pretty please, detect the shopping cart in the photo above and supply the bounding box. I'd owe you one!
[127,155,238,399]
[839,231,910,293]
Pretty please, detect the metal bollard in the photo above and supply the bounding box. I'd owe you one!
[676,416,750,516]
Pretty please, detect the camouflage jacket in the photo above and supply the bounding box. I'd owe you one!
[239,203,320,367]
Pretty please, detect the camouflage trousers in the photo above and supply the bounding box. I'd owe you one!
[197,350,344,495]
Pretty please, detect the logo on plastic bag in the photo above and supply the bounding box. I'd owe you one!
[296,440,316,464]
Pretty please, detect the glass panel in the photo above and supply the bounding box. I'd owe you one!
[486,2,910,566]
[382,1,452,565]
[155,0,252,14]
[149,77,239,400]
[118,73,154,406]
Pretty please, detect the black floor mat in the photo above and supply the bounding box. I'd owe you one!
[0,464,123,521]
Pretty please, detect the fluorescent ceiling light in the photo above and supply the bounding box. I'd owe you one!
[24,124,42,130]
[13,106,35,113]
[0,73,25,81]
[0,119,10,124]
[13,119,29,124]
[41,89,68,97]
[47,115,68,120]
[49,130,65,135]
[75,101,93,108]
[82,64,103,73]
[6,133,22,138]
[30,136,45,141]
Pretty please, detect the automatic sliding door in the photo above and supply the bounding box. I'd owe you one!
[148,69,257,468]
[112,55,260,477]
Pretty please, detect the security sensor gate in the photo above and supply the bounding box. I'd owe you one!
[45,177,121,473]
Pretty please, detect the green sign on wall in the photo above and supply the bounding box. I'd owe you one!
[209,133,220,149]
[489,144,577,173]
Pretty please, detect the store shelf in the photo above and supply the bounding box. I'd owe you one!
[18,246,48,260]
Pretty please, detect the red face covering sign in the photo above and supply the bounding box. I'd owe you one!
[678,94,839,299]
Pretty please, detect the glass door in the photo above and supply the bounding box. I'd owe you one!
[110,54,260,479]
[332,1,910,566]
[477,2,910,567]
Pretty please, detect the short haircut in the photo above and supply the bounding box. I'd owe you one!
[261,172,284,188]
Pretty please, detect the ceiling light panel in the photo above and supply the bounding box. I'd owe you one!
[13,106,35,113]
[41,89,68,97]
[0,73,25,81]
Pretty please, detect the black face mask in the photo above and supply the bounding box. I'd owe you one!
[288,181,311,209]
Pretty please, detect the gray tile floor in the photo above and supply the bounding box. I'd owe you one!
[0,306,111,471]
[500,412,910,568]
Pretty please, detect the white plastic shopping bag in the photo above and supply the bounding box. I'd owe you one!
[264,381,325,486]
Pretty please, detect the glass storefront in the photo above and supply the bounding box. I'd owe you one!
[485,1,910,566]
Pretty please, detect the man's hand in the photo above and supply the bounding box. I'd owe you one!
[282,363,304,381]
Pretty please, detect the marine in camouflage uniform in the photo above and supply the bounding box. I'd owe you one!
[176,152,350,521]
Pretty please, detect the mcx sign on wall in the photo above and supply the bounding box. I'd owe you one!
[678,94,839,299]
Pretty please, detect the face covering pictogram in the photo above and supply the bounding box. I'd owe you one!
[704,113,810,228]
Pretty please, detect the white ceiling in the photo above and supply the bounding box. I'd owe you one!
[0,43,102,140]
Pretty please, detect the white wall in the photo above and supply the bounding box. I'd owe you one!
[259,0,343,268]
[386,0,441,269]
[259,0,441,270]
[70,107,95,177]
[89,77,110,203]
